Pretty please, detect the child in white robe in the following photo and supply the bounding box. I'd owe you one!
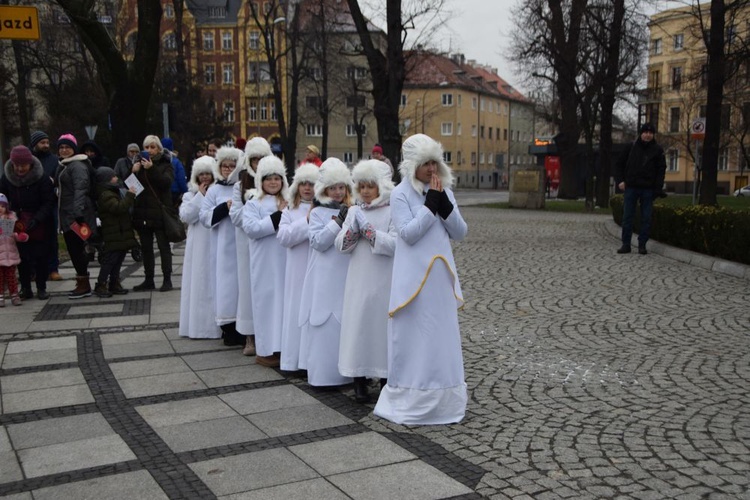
[179,156,221,339]
[242,156,289,367]
[374,134,468,425]
[199,146,243,346]
[277,163,319,371]
[297,158,354,386]
[335,160,396,403]
[230,137,273,355]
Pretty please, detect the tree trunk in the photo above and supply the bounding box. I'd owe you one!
[699,0,724,206]
[11,40,30,144]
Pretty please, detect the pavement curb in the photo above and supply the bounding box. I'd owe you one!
[604,219,750,281]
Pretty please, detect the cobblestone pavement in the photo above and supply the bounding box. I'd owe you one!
[0,203,748,499]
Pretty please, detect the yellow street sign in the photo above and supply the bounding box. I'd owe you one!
[0,6,40,41]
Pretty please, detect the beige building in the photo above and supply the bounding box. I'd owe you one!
[640,3,750,194]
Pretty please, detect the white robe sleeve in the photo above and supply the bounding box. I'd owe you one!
[391,189,438,246]
[440,189,468,241]
[334,209,360,254]
[179,192,203,225]
[199,185,219,228]
[309,208,341,252]
[242,198,276,239]
[229,182,244,227]
[277,208,309,248]
[372,217,397,257]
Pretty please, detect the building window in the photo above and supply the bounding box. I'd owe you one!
[249,31,260,50]
[441,122,453,136]
[480,98,486,111]
[480,152,485,164]
[260,102,268,120]
[480,125,485,138]
[346,94,366,108]
[223,101,235,123]
[346,66,367,80]
[649,69,661,90]
[204,64,215,84]
[670,107,680,133]
[651,38,662,55]
[203,32,214,51]
[270,101,276,121]
[488,153,493,165]
[673,33,684,50]
[249,100,257,121]
[306,96,321,109]
[343,152,353,164]
[222,32,233,50]
[718,148,729,170]
[457,123,462,135]
[503,129,508,140]
[311,67,322,81]
[443,151,452,163]
[442,93,453,106]
[472,97,477,110]
[471,152,477,165]
[208,6,226,18]
[222,64,233,84]
[667,148,679,172]
[457,94,462,107]
[672,66,682,90]
[471,125,477,137]
[346,124,366,136]
[307,124,323,136]
[163,32,176,51]
[400,94,407,106]
[457,151,462,164]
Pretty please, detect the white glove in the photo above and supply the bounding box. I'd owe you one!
[355,209,368,229]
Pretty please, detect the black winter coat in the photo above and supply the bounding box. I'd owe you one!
[615,138,667,190]
[96,183,138,252]
[0,157,55,239]
[132,151,174,230]
[55,154,97,231]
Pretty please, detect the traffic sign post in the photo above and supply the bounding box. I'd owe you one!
[690,118,705,205]
[0,6,40,40]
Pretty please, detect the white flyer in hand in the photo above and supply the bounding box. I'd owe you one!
[124,173,144,196]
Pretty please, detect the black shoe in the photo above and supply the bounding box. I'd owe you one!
[379,378,387,390]
[638,246,648,255]
[36,290,50,300]
[159,277,173,292]
[133,279,156,291]
[222,333,244,346]
[617,245,631,254]
[19,288,34,300]
[353,377,370,404]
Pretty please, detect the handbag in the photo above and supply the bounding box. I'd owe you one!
[144,171,186,243]
[16,211,46,242]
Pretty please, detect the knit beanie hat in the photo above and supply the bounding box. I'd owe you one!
[57,134,78,153]
[161,137,174,151]
[640,123,656,134]
[29,131,49,150]
[95,167,117,186]
[10,145,35,165]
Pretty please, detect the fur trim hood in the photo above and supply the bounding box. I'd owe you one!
[255,156,289,200]
[242,137,273,176]
[215,146,243,183]
[398,134,454,195]
[287,163,320,205]
[314,158,353,205]
[352,159,394,208]
[3,156,45,187]
[189,156,217,193]
[60,153,90,165]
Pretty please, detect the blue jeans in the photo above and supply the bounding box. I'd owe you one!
[621,187,654,247]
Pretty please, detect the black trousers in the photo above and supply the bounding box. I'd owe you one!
[97,250,127,285]
[18,240,50,291]
[136,227,172,279]
[63,230,89,276]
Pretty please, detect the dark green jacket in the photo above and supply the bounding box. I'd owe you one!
[96,184,138,252]
[132,151,174,230]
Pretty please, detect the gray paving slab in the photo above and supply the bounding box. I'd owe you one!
[109,356,191,380]
[117,371,207,398]
[169,338,229,353]
[154,416,267,452]
[328,460,473,500]
[181,350,254,371]
[218,385,319,415]
[18,434,136,478]
[100,329,169,345]
[289,432,416,476]
[189,448,319,496]
[246,403,353,438]
[7,413,113,450]
[162,327,181,340]
[221,478,350,500]
[2,384,94,414]
[0,348,78,370]
[66,303,124,316]
[0,428,10,453]
[196,364,285,388]
[136,396,238,428]
[27,319,92,331]
[0,451,23,485]
[147,312,179,324]
[31,470,168,500]
[0,492,31,500]
[102,340,174,360]
[5,337,77,354]
[0,367,86,393]
[90,315,150,329]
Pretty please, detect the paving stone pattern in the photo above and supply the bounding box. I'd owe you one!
[0,204,747,499]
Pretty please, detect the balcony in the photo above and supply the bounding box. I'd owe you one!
[637,87,662,104]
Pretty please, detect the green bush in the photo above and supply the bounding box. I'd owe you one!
[610,195,750,265]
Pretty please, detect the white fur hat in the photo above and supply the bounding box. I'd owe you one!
[314,158,353,204]
[189,156,217,193]
[352,159,394,207]
[242,137,272,176]
[215,146,243,182]
[398,134,454,195]
[287,163,320,204]
[255,155,289,200]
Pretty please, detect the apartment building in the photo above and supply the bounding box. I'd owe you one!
[640,3,750,194]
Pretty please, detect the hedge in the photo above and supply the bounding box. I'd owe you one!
[610,195,750,265]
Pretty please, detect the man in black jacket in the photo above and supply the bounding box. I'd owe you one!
[614,123,667,255]
[30,131,63,282]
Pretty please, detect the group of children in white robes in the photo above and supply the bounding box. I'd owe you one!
[178,134,468,425]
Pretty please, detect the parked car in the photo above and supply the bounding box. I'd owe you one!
[733,185,750,197]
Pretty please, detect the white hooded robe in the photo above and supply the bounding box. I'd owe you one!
[230,182,255,336]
